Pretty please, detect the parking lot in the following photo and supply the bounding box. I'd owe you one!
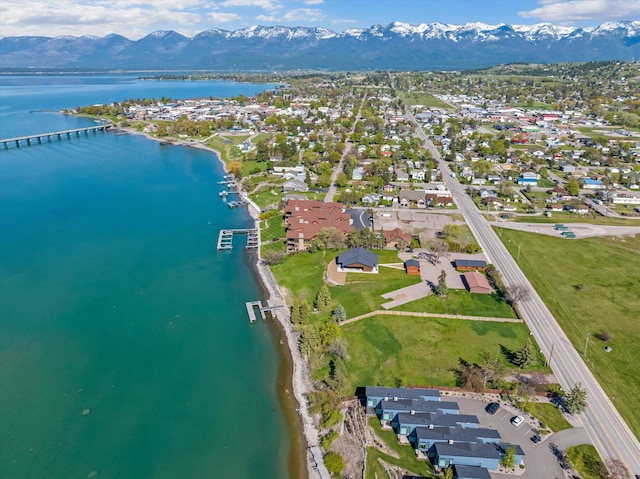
[443,394,570,479]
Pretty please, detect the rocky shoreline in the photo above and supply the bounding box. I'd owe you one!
[115,125,324,478]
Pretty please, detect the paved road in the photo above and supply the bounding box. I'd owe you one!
[324,94,367,203]
[407,111,640,474]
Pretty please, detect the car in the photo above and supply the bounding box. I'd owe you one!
[485,402,500,415]
[511,415,525,427]
[531,434,542,444]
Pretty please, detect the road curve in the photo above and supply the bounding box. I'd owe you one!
[408,112,640,474]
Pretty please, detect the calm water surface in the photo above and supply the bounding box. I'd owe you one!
[0,75,290,479]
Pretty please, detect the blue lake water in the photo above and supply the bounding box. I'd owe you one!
[0,75,291,479]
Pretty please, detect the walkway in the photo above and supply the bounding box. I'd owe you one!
[339,310,521,326]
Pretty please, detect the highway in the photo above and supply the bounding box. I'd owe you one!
[409,112,640,474]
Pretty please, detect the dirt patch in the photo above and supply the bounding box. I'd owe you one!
[326,258,347,285]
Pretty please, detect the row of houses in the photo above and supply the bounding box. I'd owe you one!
[365,387,524,478]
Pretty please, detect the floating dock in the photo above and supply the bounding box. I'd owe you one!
[216,228,259,251]
[245,300,285,323]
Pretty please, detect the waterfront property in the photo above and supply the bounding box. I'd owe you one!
[284,199,352,252]
[365,386,524,475]
[216,228,259,251]
[336,248,379,273]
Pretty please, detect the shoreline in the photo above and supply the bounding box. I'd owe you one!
[115,124,321,479]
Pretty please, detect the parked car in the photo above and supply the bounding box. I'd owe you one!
[531,434,542,444]
[485,402,500,415]
[511,415,525,427]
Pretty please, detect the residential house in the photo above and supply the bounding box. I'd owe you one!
[365,386,441,409]
[453,465,492,479]
[394,412,480,435]
[432,442,502,470]
[517,172,538,187]
[463,272,492,294]
[282,178,308,192]
[581,178,606,190]
[384,228,413,249]
[336,248,379,273]
[399,190,426,208]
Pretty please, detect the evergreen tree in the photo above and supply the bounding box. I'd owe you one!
[290,301,301,324]
[331,304,346,323]
[435,269,448,296]
[513,337,536,369]
[315,285,332,311]
[299,302,310,323]
[563,383,588,415]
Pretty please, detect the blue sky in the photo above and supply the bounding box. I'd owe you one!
[1,0,639,39]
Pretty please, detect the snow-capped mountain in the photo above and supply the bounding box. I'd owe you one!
[1,21,638,70]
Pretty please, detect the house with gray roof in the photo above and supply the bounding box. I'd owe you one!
[365,386,440,409]
[453,464,492,479]
[336,248,379,273]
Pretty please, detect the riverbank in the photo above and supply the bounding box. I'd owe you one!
[115,124,323,479]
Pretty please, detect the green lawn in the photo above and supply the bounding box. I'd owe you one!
[518,402,572,432]
[342,315,542,395]
[513,214,638,226]
[397,91,452,110]
[366,417,433,479]
[566,445,609,479]
[394,290,517,319]
[261,217,286,242]
[252,185,285,210]
[499,229,640,438]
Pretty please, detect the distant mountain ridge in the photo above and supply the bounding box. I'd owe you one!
[1,21,639,71]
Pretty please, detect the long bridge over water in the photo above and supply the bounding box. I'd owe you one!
[1,123,112,149]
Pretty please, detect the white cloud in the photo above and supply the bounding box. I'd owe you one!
[209,12,242,22]
[218,0,280,10]
[519,0,640,22]
[0,0,203,38]
[304,0,324,4]
[330,18,357,25]
[256,7,324,23]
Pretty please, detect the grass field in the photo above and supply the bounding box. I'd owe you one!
[499,229,640,438]
[513,213,638,226]
[397,91,452,111]
[518,402,572,432]
[342,315,541,395]
[394,290,517,319]
[566,445,608,479]
[366,417,433,479]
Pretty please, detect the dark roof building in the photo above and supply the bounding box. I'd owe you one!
[454,259,488,271]
[405,258,421,275]
[336,248,379,273]
[453,465,492,479]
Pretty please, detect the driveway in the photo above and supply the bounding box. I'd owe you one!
[447,395,567,479]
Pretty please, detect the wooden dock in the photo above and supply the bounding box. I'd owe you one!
[245,300,285,323]
[216,228,259,251]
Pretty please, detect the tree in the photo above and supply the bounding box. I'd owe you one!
[506,284,530,307]
[435,269,448,296]
[331,304,346,323]
[513,338,537,369]
[443,465,454,479]
[315,285,332,311]
[335,171,349,188]
[323,452,344,476]
[428,239,449,265]
[501,445,517,469]
[319,320,342,347]
[456,359,484,392]
[482,352,505,389]
[262,251,284,265]
[563,382,588,415]
[566,178,581,196]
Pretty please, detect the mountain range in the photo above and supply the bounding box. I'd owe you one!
[1,21,639,71]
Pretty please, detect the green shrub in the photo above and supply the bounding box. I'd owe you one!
[324,452,344,476]
[320,430,339,451]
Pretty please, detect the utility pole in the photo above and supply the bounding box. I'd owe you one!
[546,342,555,367]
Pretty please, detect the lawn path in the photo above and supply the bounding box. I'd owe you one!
[340,309,522,326]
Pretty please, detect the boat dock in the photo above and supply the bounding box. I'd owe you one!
[245,300,285,323]
[216,228,259,251]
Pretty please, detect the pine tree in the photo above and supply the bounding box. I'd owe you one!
[435,269,448,296]
[332,304,346,323]
[563,383,588,415]
[299,302,310,323]
[513,337,536,369]
[290,301,301,324]
[315,285,332,311]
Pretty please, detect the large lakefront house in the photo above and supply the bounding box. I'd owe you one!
[284,199,353,252]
